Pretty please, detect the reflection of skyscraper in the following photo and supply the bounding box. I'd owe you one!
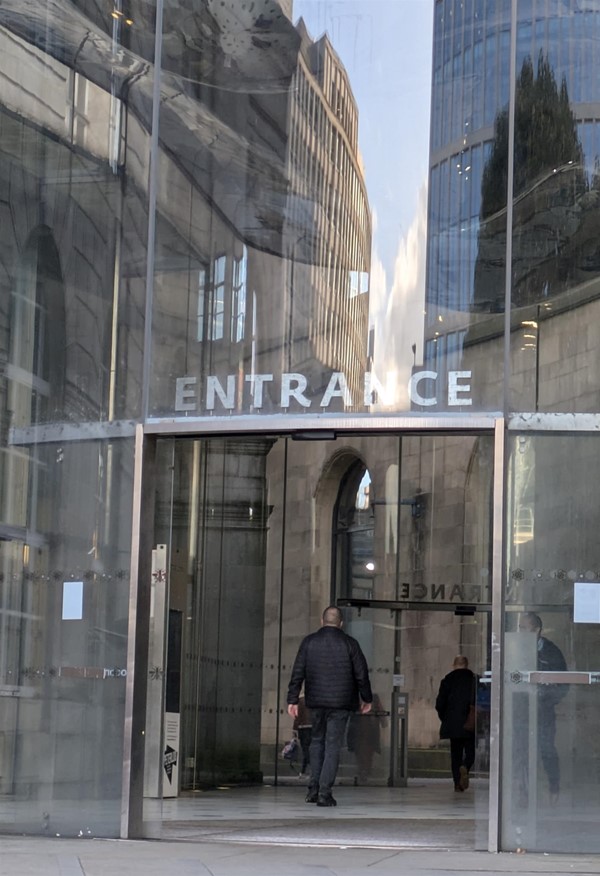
[425,0,512,370]
[424,0,600,406]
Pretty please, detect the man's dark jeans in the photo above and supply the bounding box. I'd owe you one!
[450,736,475,786]
[308,708,351,795]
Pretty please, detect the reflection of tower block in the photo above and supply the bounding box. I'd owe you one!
[503,631,538,849]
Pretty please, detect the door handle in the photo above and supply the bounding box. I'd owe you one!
[511,670,600,685]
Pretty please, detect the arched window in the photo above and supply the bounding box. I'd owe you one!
[332,459,374,601]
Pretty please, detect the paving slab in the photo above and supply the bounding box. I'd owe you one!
[1,837,600,876]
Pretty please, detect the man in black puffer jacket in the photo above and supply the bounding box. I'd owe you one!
[287,606,373,807]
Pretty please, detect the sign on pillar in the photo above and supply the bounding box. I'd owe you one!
[163,712,180,798]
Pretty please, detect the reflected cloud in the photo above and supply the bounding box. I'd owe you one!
[369,182,428,410]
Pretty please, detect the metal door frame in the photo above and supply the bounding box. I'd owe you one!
[121,415,506,850]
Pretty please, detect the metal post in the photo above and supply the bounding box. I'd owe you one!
[390,690,409,787]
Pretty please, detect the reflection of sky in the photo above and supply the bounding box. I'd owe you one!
[294,1,434,399]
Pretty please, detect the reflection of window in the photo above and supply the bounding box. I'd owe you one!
[211,255,226,341]
[348,270,369,298]
[231,247,247,343]
[355,470,371,510]
[424,329,465,370]
[196,267,207,342]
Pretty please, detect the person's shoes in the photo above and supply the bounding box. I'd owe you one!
[305,790,319,803]
[316,794,337,806]
[454,783,464,792]
[549,790,560,807]
[459,765,470,790]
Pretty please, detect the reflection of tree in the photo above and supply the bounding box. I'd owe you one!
[481,53,583,216]
[474,52,590,312]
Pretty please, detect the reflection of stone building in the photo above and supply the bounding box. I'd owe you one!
[0,0,373,822]
[285,21,371,404]
[152,9,371,416]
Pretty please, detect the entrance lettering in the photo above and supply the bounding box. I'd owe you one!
[174,369,473,412]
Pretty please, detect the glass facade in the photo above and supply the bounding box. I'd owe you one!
[1,0,600,855]
[503,433,600,852]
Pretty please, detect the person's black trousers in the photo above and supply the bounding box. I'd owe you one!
[308,708,350,795]
[450,736,475,785]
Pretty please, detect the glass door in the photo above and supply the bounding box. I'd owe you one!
[503,432,600,853]
[336,604,491,849]
[144,429,495,849]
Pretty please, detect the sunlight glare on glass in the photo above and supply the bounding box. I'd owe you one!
[355,469,371,510]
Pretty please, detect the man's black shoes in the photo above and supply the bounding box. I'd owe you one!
[306,790,337,806]
[316,794,337,807]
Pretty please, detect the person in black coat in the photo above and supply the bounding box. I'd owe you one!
[435,655,476,792]
[287,606,373,807]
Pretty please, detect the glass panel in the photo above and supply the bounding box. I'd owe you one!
[278,431,492,851]
[503,433,600,852]
[150,0,505,419]
[146,436,277,833]
[510,1,600,412]
[149,431,493,848]
[0,438,134,837]
[337,605,490,847]
[0,0,156,838]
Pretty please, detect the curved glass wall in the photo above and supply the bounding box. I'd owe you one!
[149,0,496,418]
[4,0,598,428]
[0,0,154,837]
[1,0,600,851]
[147,0,600,420]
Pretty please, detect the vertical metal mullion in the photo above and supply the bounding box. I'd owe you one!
[390,435,403,786]
[121,425,156,838]
[193,441,210,790]
[140,0,164,420]
[488,417,507,852]
[503,0,518,416]
[274,438,289,786]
